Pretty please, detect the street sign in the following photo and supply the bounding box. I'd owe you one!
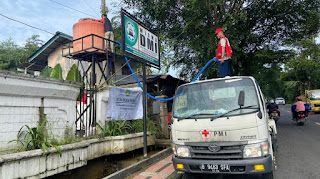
[121,9,160,68]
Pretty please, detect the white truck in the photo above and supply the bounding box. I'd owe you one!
[171,76,277,179]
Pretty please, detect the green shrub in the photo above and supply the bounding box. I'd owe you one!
[50,64,63,80]
[130,118,157,133]
[96,120,130,137]
[50,126,81,146]
[9,120,61,155]
[96,118,158,138]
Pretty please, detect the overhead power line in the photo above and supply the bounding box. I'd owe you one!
[49,0,97,18]
[82,0,100,17]
[0,13,55,35]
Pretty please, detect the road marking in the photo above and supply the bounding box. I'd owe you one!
[315,122,320,126]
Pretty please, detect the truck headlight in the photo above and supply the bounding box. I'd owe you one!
[243,142,269,158]
[172,145,191,158]
[177,146,191,157]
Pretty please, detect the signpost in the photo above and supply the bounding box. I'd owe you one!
[121,9,160,68]
[121,9,160,157]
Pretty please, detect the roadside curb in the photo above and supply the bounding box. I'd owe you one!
[104,147,172,179]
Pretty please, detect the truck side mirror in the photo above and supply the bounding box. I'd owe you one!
[238,91,245,107]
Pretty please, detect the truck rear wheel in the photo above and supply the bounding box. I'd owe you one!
[262,172,274,179]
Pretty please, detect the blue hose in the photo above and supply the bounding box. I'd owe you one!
[116,41,219,101]
[105,58,112,79]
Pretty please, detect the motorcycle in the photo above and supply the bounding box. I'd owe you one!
[293,111,307,126]
[270,111,280,123]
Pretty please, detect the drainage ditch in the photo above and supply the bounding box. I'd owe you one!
[46,145,166,179]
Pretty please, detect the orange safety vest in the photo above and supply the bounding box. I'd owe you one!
[216,37,232,59]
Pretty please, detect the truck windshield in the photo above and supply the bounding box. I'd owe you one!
[310,91,320,100]
[173,78,259,119]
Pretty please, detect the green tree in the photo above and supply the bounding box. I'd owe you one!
[0,35,43,71]
[23,35,44,58]
[282,38,320,101]
[122,0,320,80]
[0,39,24,70]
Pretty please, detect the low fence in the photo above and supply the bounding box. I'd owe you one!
[0,71,81,153]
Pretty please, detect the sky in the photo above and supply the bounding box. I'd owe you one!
[0,0,180,77]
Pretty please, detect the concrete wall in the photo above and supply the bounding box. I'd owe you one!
[0,71,80,153]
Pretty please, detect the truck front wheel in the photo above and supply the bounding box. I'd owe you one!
[262,172,274,179]
[184,173,198,179]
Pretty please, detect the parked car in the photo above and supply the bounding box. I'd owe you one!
[275,97,286,105]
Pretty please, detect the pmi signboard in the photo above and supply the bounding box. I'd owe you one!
[121,9,160,68]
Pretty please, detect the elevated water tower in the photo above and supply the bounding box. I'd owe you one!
[63,18,116,137]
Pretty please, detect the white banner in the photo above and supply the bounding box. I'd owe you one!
[106,87,143,120]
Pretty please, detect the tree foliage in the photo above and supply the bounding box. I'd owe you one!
[122,0,320,79]
[282,38,320,101]
[0,39,24,71]
[0,35,43,71]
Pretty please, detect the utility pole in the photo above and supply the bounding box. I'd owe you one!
[101,0,107,15]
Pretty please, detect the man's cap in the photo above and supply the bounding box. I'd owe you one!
[215,28,223,35]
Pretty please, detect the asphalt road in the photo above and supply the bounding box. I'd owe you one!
[177,105,320,179]
[274,104,320,179]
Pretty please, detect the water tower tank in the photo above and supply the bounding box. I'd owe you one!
[73,18,105,52]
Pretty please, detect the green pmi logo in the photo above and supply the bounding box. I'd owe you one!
[125,89,130,96]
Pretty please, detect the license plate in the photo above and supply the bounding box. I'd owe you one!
[200,164,230,172]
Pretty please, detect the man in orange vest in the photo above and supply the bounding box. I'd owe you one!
[215,28,232,78]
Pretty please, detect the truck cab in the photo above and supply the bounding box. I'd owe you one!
[305,90,320,112]
[171,76,275,178]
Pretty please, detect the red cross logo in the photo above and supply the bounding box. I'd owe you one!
[200,129,211,138]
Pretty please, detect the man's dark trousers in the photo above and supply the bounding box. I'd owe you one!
[218,59,232,78]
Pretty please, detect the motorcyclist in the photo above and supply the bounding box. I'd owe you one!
[291,96,307,119]
[267,99,280,118]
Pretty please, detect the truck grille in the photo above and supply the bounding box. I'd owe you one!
[187,142,245,160]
